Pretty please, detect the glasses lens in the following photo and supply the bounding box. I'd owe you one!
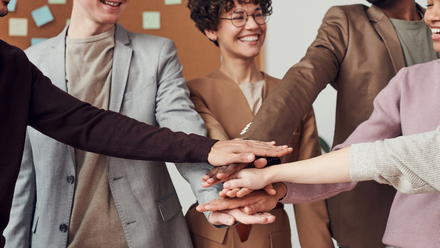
[253,9,266,25]
[231,10,247,27]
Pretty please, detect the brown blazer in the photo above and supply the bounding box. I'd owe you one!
[240,4,432,248]
[186,69,333,248]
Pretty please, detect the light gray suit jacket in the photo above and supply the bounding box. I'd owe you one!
[4,24,221,248]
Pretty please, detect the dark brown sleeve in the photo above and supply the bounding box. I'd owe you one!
[240,6,350,144]
[28,62,217,163]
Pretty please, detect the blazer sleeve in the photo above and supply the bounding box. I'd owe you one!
[281,67,406,204]
[241,6,350,144]
[290,109,334,248]
[153,39,222,210]
[190,93,230,141]
[4,132,36,248]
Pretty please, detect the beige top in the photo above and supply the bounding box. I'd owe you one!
[238,79,265,115]
[65,26,128,248]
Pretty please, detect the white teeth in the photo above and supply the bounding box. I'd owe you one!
[240,36,258,42]
[102,1,120,7]
[432,28,440,34]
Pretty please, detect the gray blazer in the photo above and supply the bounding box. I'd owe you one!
[4,24,221,248]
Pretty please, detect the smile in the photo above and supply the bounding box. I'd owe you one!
[100,0,121,7]
[432,28,440,34]
[239,35,259,42]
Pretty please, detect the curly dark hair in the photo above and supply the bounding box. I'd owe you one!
[187,0,272,46]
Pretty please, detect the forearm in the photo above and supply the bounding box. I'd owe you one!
[266,147,352,185]
[350,131,440,193]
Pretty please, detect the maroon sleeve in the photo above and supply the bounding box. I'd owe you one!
[27,62,217,163]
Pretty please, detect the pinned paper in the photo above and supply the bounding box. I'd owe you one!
[66,19,70,26]
[31,38,48,46]
[165,0,182,5]
[9,18,27,36]
[31,6,54,27]
[48,0,66,4]
[7,0,17,12]
[143,12,160,29]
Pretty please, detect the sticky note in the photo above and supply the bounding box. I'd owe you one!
[48,0,66,4]
[31,38,47,46]
[66,18,70,26]
[165,0,182,5]
[9,18,27,36]
[143,12,160,29]
[31,6,54,27]
[7,0,17,12]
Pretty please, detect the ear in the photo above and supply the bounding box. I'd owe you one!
[204,29,218,41]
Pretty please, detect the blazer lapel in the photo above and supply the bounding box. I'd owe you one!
[109,23,133,112]
[50,26,69,92]
[207,70,254,138]
[51,26,76,163]
[367,5,405,73]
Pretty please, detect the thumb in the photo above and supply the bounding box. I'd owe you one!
[208,211,236,226]
[263,184,276,195]
[233,153,255,164]
[224,179,248,189]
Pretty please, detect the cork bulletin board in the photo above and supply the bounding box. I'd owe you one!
[0,0,264,80]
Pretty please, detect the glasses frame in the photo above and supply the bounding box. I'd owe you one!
[219,8,270,28]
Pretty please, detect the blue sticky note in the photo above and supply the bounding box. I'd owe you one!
[7,0,17,12]
[31,6,54,27]
[31,38,47,46]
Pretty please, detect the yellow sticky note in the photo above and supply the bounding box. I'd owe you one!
[165,0,182,5]
[9,18,28,37]
[143,12,160,29]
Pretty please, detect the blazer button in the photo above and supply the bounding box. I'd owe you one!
[67,175,75,184]
[59,224,68,233]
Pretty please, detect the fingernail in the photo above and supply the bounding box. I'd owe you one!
[247,154,253,160]
[224,182,230,188]
[227,217,233,225]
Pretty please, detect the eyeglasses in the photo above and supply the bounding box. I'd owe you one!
[219,8,269,28]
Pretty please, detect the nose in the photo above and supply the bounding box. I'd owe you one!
[425,3,440,25]
[245,14,259,29]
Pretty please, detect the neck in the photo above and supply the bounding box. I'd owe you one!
[374,0,420,21]
[67,10,114,38]
[219,57,263,85]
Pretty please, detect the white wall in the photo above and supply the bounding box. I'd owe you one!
[169,0,427,247]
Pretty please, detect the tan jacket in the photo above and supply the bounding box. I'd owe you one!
[240,4,430,248]
[187,69,333,248]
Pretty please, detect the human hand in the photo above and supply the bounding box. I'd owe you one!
[199,184,286,215]
[207,138,291,167]
[208,208,275,225]
[201,157,268,188]
[218,167,270,192]
[219,184,276,198]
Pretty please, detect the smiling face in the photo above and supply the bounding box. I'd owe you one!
[205,1,266,61]
[425,0,440,52]
[0,0,10,17]
[72,0,130,29]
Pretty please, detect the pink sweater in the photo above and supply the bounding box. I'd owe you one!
[281,59,440,248]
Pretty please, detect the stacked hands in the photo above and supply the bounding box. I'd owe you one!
[201,141,292,226]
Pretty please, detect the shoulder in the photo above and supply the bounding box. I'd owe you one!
[397,60,440,88]
[123,27,175,49]
[0,40,28,63]
[24,35,59,62]
[327,4,368,15]
[186,76,214,92]
[322,4,369,24]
